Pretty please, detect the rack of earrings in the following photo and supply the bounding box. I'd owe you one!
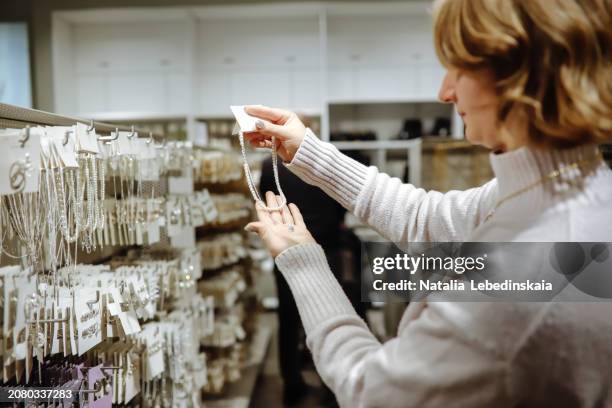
[0,247,217,406]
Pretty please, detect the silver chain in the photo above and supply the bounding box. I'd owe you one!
[238,132,287,212]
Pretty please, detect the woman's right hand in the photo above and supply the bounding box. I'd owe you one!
[243,105,306,163]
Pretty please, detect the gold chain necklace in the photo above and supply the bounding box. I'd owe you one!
[484,151,604,222]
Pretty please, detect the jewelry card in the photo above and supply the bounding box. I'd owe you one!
[0,128,42,194]
[75,122,100,154]
[116,131,136,156]
[48,126,78,168]
[75,288,102,356]
[200,189,219,223]
[142,324,164,381]
[123,348,140,404]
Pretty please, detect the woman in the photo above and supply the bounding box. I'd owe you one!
[244,0,612,406]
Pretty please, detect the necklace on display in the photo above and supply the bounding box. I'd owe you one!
[484,151,604,222]
[238,131,287,212]
[2,190,46,265]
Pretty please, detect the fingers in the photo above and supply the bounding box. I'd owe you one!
[250,120,290,141]
[265,191,283,223]
[255,200,273,225]
[245,105,291,124]
[244,221,264,234]
[277,195,294,225]
[248,138,273,149]
[288,203,305,227]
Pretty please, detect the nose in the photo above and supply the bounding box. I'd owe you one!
[438,71,456,104]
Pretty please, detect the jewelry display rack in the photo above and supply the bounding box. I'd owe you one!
[0,102,268,407]
[0,102,162,138]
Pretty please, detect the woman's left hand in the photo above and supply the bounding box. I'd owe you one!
[245,191,316,258]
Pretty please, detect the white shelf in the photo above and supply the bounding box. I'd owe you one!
[85,111,188,122]
[195,107,321,121]
[332,139,421,150]
[332,138,422,186]
[328,97,440,105]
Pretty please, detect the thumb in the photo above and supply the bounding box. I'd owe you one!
[244,221,265,234]
[255,119,290,140]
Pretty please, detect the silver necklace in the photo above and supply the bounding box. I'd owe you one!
[238,132,286,211]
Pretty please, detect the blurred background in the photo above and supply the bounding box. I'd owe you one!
[1,1,610,407]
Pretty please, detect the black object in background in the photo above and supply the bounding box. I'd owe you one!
[259,157,344,404]
[330,130,377,142]
[601,144,612,168]
[432,117,452,137]
[260,158,345,248]
[398,119,423,140]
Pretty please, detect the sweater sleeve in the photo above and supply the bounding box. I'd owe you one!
[275,243,510,408]
[284,128,498,242]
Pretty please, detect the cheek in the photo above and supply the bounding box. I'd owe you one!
[456,73,498,111]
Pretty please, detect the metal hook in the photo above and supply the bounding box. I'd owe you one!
[80,380,103,394]
[20,125,30,148]
[153,134,166,149]
[86,291,100,309]
[87,119,95,132]
[63,130,73,146]
[80,366,121,372]
[98,128,119,142]
[127,125,136,139]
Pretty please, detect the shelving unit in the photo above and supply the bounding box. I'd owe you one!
[332,138,422,185]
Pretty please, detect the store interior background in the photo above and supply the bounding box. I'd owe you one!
[2,1,611,406]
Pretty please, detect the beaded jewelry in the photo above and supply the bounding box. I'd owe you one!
[237,132,287,212]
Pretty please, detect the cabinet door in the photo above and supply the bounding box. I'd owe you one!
[198,69,232,117]
[291,67,320,111]
[328,66,355,100]
[76,73,108,114]
[230,69,291,108]
[415,64,446,100]
[357,67,415,100]
[167,71,189,114]
[108,72,165,112]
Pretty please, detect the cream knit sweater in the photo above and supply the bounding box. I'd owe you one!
[274,129,612,407]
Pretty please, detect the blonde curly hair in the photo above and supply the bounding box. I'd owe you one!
[433,0,612,147]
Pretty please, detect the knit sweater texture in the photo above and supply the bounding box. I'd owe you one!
[275,128,612,407]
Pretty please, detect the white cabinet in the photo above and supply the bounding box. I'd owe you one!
[198,69,231,117]
[53,17,189,116]
[231,69,292,107]
[326,12,442,102]
[193,14,321,117]
[51,2,459,140]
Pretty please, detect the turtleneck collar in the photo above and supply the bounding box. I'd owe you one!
[488,143,606,208]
